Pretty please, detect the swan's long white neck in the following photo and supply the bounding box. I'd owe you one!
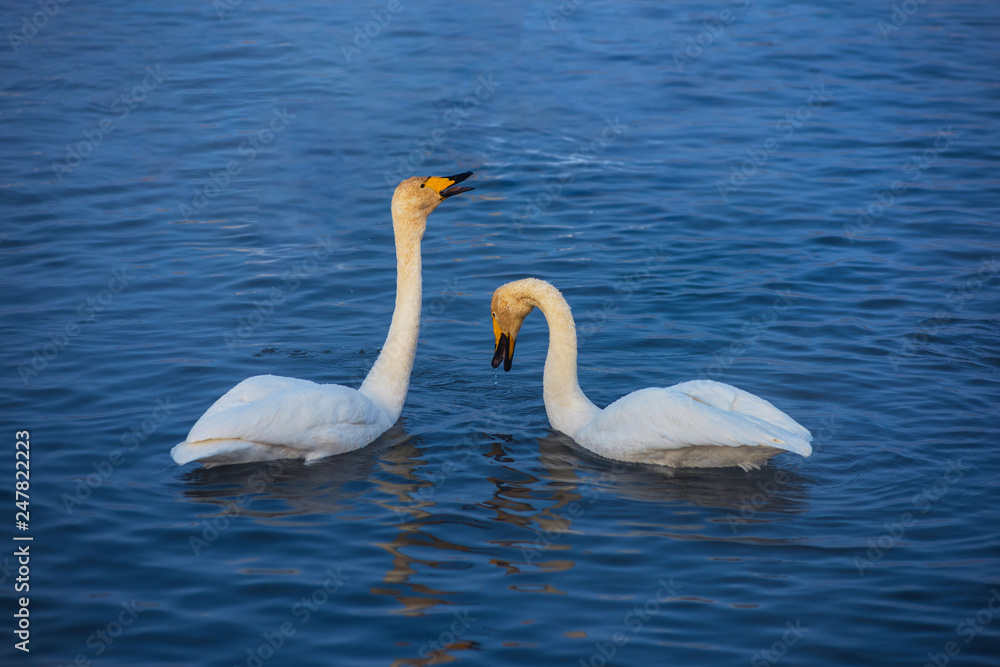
[359,210,424,420]
[519,281,601,436]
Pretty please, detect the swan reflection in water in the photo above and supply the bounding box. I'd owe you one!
[177,421,810,664]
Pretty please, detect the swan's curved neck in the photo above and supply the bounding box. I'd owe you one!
[359,214,423,420]
[521,283,600,436]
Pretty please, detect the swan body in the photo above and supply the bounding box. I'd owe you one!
[171,172,474,467]
[490,278,812,470]
[170,375,393,466]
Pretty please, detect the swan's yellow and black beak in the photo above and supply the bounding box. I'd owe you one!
[491,316,515,372]
[425,171,475,198]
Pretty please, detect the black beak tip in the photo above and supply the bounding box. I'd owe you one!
[445,171,474,184]
[492,332,510,371]
[440,171,475,198]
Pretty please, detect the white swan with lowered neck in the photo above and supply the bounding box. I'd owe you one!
[171,172,475,467]
[490,278,812,470]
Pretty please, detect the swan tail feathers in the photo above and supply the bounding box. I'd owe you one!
[763,428,813,457]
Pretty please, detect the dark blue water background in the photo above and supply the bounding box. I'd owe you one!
[2,1,999,665]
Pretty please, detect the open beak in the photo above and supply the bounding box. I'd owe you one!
[492,317,515,372]
[426,171,475,198]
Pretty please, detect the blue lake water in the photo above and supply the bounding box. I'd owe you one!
[2,0,999,664]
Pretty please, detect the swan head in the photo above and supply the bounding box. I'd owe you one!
[490,281,536,372]
[391,172,474,230]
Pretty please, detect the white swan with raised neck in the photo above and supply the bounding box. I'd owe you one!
[171,172,474,467]
[490,278,812,470]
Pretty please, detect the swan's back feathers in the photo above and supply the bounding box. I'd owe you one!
[577,380,812,460]
[669,380,812,444]
[196,375,318,423]
[174,375,393,464]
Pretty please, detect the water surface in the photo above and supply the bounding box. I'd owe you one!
[2,1,999,665]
